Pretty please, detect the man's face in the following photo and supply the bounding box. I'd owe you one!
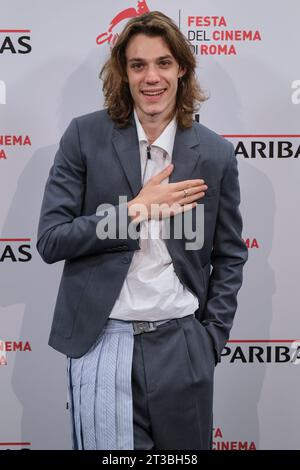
[125,34,185,120]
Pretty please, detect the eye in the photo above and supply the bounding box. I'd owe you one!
[131,63,143,70]
[159,61,171,67]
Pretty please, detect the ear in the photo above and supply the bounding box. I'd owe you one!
[178,66,186,79]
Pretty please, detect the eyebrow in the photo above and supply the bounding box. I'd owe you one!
[127,55,174,63]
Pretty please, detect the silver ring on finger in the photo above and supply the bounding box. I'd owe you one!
[183,189,189,198]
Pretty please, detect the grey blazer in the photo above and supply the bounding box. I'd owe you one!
[36,109,248,361]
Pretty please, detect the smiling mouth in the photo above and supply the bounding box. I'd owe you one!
[141,88,167,96]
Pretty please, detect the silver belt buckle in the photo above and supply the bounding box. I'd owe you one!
[133,321,157,335]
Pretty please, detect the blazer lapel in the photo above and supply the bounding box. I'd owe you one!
[112,115,142,198]
[169,124,201,184]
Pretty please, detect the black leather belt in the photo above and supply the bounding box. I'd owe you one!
[132,313,195,335]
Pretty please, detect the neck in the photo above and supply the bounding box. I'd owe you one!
[135,107,176,144]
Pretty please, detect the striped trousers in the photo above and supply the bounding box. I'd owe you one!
[66,314,215,450]
[67,319,135,450]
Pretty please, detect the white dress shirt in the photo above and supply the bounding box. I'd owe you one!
[109,108,199,321]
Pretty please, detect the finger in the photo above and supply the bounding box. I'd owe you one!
[169,186,207,203]
[158,201,196,219]
[170,179,206,191]
[173,185,207,200]
[181,202,197,212]
[177,191,206,205]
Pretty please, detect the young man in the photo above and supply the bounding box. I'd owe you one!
[37,11,248,450]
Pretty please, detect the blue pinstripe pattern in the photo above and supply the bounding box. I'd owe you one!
[67,320,134,450]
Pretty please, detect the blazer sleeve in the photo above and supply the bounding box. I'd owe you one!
[202,143,248,363]
[36,118,140,264]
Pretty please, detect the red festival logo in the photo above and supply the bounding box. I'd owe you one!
[96,0,150,46]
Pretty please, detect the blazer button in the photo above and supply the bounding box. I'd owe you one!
[121,255,130,264]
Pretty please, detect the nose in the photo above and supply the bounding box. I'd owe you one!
[144,65,160,84]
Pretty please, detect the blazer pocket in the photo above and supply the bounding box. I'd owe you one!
[66,253,103,269]
[193,318,217,368]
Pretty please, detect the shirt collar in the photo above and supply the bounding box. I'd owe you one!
[133,107,177,157]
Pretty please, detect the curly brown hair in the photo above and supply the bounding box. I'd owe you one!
[99,11,207,129]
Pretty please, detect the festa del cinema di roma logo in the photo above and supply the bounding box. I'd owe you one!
[95,3,262,56]
[96,0,150,46]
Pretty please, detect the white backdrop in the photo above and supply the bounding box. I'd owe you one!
[0,0,299,450]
